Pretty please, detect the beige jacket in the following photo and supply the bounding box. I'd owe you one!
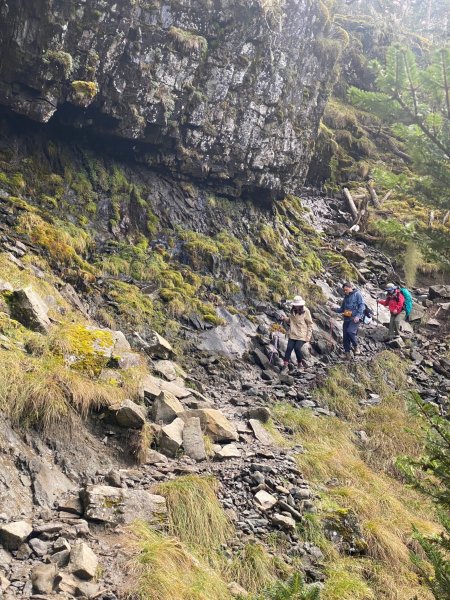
[288,308,313,341]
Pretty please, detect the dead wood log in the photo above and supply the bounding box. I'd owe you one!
[343,187,359,220]
[367,181,381,208]
[380,189,394,204]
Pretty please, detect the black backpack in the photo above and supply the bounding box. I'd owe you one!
[363,305,374,322]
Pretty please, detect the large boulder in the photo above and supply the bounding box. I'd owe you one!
[82,485,167,525]
[159,417,185,457]
[142,330,174,359]
[70,542,98,580]
[0,521,32,550]
[428,285,450,300]
[141,374,192,401]
[153,360,186,382]
[150,391,185,424]
[31,563,58,594]
[9,287,51,332]
[342,244,366,263]
[183,409,238,442]
[182,417,207,461]
[115,399,146,428]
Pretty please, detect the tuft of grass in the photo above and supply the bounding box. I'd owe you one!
[157,475,232,557]
[124,521,230,600]
[168,27,208,53]
[322,558,375,600]
[0,349,123,429]
[130,423,154,465]
[225,543,276,594]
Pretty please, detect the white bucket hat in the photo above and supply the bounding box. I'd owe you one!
[291,295,305,307]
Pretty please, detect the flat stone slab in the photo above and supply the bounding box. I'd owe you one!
[82,485,166,525]
[249,419,273,446]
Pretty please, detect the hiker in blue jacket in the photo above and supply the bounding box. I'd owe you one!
[333,282,365,360]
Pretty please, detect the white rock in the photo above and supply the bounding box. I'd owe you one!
[254,490,277,511]
[216,444,241,459]
[0,521,32,550]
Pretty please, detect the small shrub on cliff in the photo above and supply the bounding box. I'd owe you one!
[168,27,208,53]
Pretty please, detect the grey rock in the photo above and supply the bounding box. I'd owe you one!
[245,407,271,423]
[342,244,366,263]
[0,521,32,550]
[29,537,49,557]
[141,375,191,401]
[0,548,12,566]
[387,337,405,349]
[151,391,185,424]
[272,513,296,531]
[50,549,70,567]
[9,287,51,333]
[249,419,273,446]
[141,330,174,359]
[82,485,167,525]
[215,443,241,459]
[182,417,206,461]
[69,541,98,580]
[31,563,58,594]
[183,409,238,442]
[115,399,146,428]
[429,285,450,300]
[144,449,169,465]
[254,490,277,511]
[159,417,185,457]
[153,360,186,382]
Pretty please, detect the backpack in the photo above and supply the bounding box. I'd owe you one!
[399,287,413,316]
[363,304,373,324]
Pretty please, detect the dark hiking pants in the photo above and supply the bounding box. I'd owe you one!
[284,339,305,362]
[343,319,359,353]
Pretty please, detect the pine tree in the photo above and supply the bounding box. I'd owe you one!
[348,43,450,263]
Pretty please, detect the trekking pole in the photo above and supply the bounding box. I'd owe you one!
[376,299,379,324]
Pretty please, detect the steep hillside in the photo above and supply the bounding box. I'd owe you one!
[0,1,449,600]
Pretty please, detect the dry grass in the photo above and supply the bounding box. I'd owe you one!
[124,521,230,600]
[0,349,123,429]
[157,475,233,557]
[225,543,277,594]
[271,353,437,600]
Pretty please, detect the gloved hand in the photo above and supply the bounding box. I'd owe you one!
[353,317,360,323]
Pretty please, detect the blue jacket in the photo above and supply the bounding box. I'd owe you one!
[336,289,365,320]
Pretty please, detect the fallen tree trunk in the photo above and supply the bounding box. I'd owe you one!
[343,187,359,220]
[367,181,381,208]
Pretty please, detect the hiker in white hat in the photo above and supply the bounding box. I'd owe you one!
[280,295,313,369]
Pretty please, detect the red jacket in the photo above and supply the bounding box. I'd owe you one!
[378,291,405,315]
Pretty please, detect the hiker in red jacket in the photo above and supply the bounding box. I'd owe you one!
[377,283,405,339]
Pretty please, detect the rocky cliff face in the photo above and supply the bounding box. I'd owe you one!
[0,0,337,199]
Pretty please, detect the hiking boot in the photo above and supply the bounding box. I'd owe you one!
[344,352,352,361]
[353,346,361,356]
